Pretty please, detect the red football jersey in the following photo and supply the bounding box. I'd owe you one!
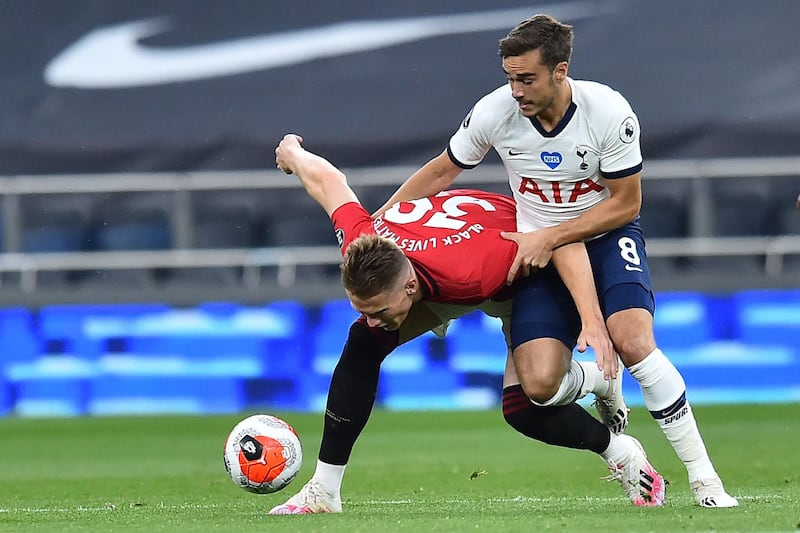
[331,189,518,304]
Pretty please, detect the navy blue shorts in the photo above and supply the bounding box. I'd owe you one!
[510,221,655,350]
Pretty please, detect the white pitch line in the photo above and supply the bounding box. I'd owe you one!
[0,494,785,514]
[0,503,227,514]
[356,494,784,506]
[0,507,111,513]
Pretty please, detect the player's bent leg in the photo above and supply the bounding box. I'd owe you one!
[510,267,586,406]
[502,384,611,452]
[512,338,574,405]
[502,385,665,507]
[513,339,627,434]
[508,276,625,418]
[318,319,396,467]
[272,319,398,515]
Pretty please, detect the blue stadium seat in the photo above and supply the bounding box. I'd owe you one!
[87,375,245,415]
[12,377,87,417]
[381,335,431,373]
[732,289,800,345]
[38,305,108,358]
[0,375,8,415]
[127,333,267,359]
[21,220,87,253]
[446,314,507,373]
[0,307,40,363]
[653,292,715,348]
[313,318,431,376]
[19,195,91,253]
[264,299,309,365]
[665,341,799,404]
[123,304,304,378]
[317,299,360,332]
[38,303,169,358]
[93,218,171,250]
[17,207,88,285]
[241,376,305,411]
[311,325,348,376]
[90,192,172,251]
[297,372,334,412]
[265,300,308,331]
[380,367,461,410]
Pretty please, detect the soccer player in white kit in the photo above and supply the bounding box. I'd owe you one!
[377,14,738,508]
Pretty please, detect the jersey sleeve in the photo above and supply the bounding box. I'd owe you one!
[330,202,375,255]
[446,89,505,169]
[599,92,643,179]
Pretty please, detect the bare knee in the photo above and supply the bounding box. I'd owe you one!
[512,339,570,404]
[607,309,657,366]
[519,371,563,404]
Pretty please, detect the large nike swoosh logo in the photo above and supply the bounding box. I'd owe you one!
[44,1,617,88]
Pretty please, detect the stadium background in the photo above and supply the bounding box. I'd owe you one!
[0,0,798,418]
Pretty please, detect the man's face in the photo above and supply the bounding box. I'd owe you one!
[347,282,414,331]
[502,49,565,118]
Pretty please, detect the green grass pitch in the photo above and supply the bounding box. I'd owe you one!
[0,404,797,532]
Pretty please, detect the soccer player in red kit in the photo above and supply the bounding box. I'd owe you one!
[268,134,666,514]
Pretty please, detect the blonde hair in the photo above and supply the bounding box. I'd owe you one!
[341,234,408,299]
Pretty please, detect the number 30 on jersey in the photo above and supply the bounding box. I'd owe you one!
[383,194,496,230]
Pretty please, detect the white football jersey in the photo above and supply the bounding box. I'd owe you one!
[448,78,642,232]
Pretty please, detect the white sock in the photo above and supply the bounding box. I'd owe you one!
[531,360,585,406]
[576,360,612,398]
[531,359,612,406]
[600,431,629,465]
[312,460,346,498]
[628,348,717,482]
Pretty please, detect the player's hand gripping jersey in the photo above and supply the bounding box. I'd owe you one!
[448,79,643,233]
[331,189,517,305]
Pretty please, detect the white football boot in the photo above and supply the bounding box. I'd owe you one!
[593,358,629,434]
[690,477,739,508]
[268,480,342,515]
[605,434,667,507]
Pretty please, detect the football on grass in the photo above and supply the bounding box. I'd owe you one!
[223,414,302,494]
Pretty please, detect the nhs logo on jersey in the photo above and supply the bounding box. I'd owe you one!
[540,152,562,169]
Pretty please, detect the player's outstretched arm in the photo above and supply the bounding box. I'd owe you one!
[550,243,617,379]
[372,150,463,217]
[275,134,359,216]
